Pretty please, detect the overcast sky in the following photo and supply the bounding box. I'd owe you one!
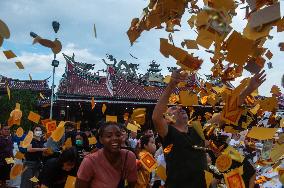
[0,0,283,96]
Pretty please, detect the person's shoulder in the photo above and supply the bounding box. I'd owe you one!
[121,149,136,158]
[46,158,60,168]
[85,148,102,160]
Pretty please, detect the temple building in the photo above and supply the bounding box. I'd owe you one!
[54,53,203,128]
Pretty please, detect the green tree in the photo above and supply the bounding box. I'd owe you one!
[0,90,38,131]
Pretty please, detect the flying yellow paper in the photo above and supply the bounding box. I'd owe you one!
[30,176,39,183]
[3,50,16,59]
[247,127,277,140]
[156,165,167,182]
[280,118,284,128]
[10,164,24,180]
[51,122,65,142]
[139,152,158,172]
[102,104,107,114]
[250,104,260,115]
[21,131,33,148]
[5,157,15,164]
[106,115,117,123]
[204,170,213,188]
[15,151,25,160]
[91,97,95,110]
[126,122,140,133]
[223,146,245,163]
[63,137,73,150]
[64,176,76,188]
[88,137,97,145]
[270,143,284,162]
[28,111,40,124]
[163,75,171,83]
[39,92,45,99]
[7,85,10,100]
[15,61,24,69]
[179,91,198,106]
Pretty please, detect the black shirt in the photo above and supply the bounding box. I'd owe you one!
[25,138,44,162]
[40,158,76,188]
[162,126,207,188]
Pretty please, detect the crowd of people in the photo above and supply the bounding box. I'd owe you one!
[0,69,282,188]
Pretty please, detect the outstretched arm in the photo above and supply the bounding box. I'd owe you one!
[152,69,188,138]
[239,70,266,106]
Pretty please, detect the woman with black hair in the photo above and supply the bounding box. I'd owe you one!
[40,147,78,188]
[71,131,90,162]
[21,125,47,188]
[135,135,156,188]
[76,122,137,188]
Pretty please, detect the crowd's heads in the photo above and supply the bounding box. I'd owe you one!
[140,134,156,155]
[0,123,9,137]
[98,122,122,153]
[59,146,78,171]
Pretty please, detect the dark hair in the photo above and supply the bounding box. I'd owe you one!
[140,135,153,150]
[58,147,78,165]
[32,125,45,133]
[65,122,75,129]
[120,125,128,133]
[98,122,120,138]
[0,123,8,130]
[71,131,89,149]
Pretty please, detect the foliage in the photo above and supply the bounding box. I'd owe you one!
[0,90,38,131]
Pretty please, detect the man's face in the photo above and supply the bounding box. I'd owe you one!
[1,126,10,137]
[167,105,188,123]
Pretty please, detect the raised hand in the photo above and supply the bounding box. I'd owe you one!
[239,70,266,106]
[170,69,188,85]
[248,70,266,92]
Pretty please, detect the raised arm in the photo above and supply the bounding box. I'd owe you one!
[152,69,188,138]
[239,70,266,106]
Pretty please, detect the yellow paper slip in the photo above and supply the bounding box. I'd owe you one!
[270,143,284,162]
[15,61,24,69]
[102,104,107,114]
[179,91,198,106]
[156,165,167,182]
[106,115,117,123]
[204,170,213,188]
[247,127,277,140]
[126,122,140,133]
[88,137,97,145]
[28,111,40,124]
[64,176,76,188]
[3,50,16,59]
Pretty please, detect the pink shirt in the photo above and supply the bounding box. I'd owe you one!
[77,149,137,188]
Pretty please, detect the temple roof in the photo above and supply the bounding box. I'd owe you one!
[0,75,50,92]
[56,54,200,102]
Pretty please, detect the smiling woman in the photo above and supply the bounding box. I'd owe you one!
[75,122,138,188]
